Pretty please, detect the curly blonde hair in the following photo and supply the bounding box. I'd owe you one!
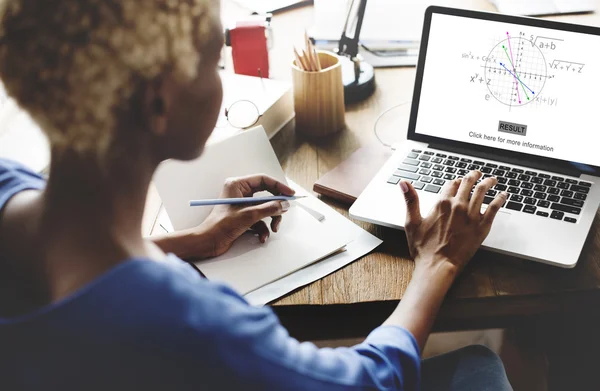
[0,0,220,153]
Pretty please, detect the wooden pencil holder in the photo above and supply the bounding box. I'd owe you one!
[292,51,346,137]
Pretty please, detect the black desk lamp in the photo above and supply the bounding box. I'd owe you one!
[336,0,375,103]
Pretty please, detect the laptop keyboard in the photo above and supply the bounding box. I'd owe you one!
[387,149,593,224]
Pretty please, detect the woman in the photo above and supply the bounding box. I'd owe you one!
[0,0,512,390]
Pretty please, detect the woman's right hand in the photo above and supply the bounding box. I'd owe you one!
[400,170,508,274]
[381,170,509,351]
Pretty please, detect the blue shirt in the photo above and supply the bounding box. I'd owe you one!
[0,158,420,391]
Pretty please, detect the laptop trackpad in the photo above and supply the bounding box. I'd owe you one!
[483,209,512,248]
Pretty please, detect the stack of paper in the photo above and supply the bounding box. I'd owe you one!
[196,205,349,295]
[246,178,382,305]
[210,72,294,144]
[488,0,595,16]
[154,126,381,304]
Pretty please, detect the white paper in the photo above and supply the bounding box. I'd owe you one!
[154,126,287,230]
[196,205,348,294]
[219,72,289,120]
[209,72,292,144]
[491,0,595,15]
[153,176,383,305]
[153,127,357,296]
[245,233,380,305]
[555,0,596,13]
[245,179,383,305]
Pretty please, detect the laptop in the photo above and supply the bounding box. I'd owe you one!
[349,6,600,268]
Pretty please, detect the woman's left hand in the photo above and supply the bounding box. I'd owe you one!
[152,174,294,260]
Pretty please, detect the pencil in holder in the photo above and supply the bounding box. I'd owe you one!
[292,51,346,137]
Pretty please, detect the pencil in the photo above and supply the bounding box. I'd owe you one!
[293,47,305,71]
[306,35,321,71]
[304,31,316,71]
[294,47,308,71]
[313,46,321,71]
[189,195,307,207]
[302,49,313,71]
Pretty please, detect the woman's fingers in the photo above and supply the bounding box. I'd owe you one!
[456,170,482,201]
[440,178,461,199]
[483,191,509,226]
[243,200,290,226]
[400,180,423,230]
[469,176,498,217]
[250,221,270,243]
[247,200,290,240]
[241,174,295,196]
[271,215,282,232]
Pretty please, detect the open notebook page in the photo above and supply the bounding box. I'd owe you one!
[195,205,348,295]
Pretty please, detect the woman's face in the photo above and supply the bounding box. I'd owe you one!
[155,22,224,161]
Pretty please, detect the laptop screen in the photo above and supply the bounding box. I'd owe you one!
[414,12,600,168]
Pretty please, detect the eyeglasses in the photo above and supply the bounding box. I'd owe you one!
[216,99,262,130]
[216,68,266,130]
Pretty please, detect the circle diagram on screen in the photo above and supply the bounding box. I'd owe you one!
[484,33,547,107]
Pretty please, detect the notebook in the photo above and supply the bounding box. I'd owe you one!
[196,205,345,294]
[154,127,351,294]
[313,145,393,204]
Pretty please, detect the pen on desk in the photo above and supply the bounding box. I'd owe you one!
[189,195,307,207]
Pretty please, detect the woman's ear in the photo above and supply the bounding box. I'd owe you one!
[145,79,169,136]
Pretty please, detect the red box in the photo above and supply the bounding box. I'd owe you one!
[229,25,269,78]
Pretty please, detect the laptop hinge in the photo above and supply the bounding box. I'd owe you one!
[429,142,581,177]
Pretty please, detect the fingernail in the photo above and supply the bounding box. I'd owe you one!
[274,220,281,232]
[502,191,509,197]
[399,181,409,193]
[281,201,290,211]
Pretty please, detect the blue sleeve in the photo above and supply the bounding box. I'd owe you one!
[0,158,45,213]
[190,282,421,391]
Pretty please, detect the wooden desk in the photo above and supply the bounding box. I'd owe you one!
[151,0,600,340]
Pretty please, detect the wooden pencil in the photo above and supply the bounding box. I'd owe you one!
[304,31,316,71]
[307,35,321,71]
[313,46,321,71]
[302,49,314,71]
[293,47,305,71]
[294,47,308,71]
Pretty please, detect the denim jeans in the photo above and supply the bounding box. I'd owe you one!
[421,345,513,391]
